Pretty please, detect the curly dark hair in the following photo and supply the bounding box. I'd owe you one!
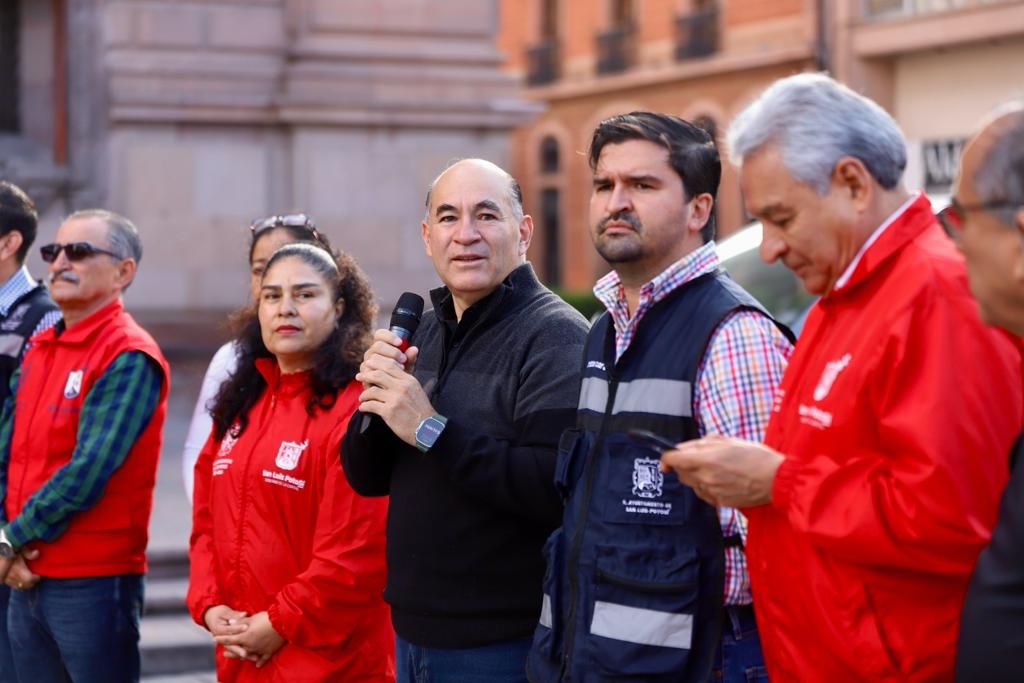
[210,243,377,439]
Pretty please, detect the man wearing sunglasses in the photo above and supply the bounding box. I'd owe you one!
[658,74,1022,680]
[0,182,61,682]
[0,209,169,682]
[954,103,1024,683]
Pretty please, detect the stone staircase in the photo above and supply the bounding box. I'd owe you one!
[141,550,215,680]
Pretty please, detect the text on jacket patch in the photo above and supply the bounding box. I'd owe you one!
[622,457,673,516]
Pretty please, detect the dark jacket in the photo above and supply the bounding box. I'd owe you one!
[0,283,58,406]
[956,432,1024,682]
[342,263,588,648]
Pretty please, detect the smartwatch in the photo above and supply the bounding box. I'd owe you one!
[415,414,448,453]
[0,528,16,559]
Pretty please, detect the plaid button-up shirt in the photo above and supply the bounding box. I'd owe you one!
[594,241,793,605]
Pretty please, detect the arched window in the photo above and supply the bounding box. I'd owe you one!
[540,188,561,286]
[540,136,560,174]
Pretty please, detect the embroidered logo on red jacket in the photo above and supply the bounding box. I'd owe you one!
[63,369,83,399]
[275,439,308,471]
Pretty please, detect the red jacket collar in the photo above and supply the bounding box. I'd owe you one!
[254,356,311,396]
[35,298,125,347]
[829,193,936,298]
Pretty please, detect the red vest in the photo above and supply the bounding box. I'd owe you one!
[5,299,170,577]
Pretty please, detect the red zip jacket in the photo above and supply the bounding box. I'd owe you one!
[746,195,1023,681]
[187,358,393,682]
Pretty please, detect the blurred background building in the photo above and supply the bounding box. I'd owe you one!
[499,0,1024,291]
[0,0,534,344]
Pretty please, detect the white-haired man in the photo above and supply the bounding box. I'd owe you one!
[660,74,1022,680]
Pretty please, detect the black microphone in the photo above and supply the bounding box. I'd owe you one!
[388,291,425,353]
[360,292,425,433]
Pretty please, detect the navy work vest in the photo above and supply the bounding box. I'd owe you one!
[0,283,58,407]
[527,270,793,682]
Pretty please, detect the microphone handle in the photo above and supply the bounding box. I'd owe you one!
[359,326,414,433]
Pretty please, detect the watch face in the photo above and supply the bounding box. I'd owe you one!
[416,416,445,449]
[0,543,14,560]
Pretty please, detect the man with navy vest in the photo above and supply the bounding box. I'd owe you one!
[526,112,793,682]
[0,181,60,682]
[0,209,169,682]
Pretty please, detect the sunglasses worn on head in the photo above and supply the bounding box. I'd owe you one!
[249,213,323,245]
[938,197,1021,236]
[40,241,122,263]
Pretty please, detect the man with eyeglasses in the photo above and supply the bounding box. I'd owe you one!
[0,209,169,682]
[657,74,1022,680]
[0,182,61,682]
[952,102,1024,683]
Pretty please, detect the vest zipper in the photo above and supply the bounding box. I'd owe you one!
[560,364,619,681]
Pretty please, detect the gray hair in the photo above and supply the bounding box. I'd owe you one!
[727,72,907,195]
[974,102,1024,218]
[423,158,525,223]
[66,208,143,264]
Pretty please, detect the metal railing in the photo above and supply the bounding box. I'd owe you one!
[526,39,559,86]
[676,5,719,61]
[596,24,634,75]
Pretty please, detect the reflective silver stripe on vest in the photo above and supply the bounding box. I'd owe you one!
[579,377,692,417]
[590,601,692,649]
[539,594,552,628]
[0,333,24,358]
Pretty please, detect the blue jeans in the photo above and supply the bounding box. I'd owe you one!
[0,585,14,681]
[395,633,531,683]
[712,605,768,683]
[7,574,144,683]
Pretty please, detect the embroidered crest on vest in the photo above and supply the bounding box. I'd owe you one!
[275,439,308,471]
[813,353,852,401]
[63,369,84,399]
[632,457,664,499]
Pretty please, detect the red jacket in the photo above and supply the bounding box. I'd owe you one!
[5,299,169,577]
[747,195,1023,681]
[187,359,393,682]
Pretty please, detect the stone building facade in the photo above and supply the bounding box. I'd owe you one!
[1,0,532,340]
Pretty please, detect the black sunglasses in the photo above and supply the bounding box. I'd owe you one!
[40,241,122,263]
[249,213,323,245]
[938,197,1021,236]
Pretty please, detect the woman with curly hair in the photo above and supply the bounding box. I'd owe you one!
[181,213,331,501]
[186,242,393,681]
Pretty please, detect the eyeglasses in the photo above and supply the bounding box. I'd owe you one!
[937,197,1021,236]
[249,214,323,245]
[40,241,122,263]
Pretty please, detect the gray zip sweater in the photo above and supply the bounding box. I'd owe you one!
[342,263,588,648]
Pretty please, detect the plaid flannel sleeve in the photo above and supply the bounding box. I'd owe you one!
[695,309,793,605]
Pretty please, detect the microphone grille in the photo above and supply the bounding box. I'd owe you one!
[390,292,424,331]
